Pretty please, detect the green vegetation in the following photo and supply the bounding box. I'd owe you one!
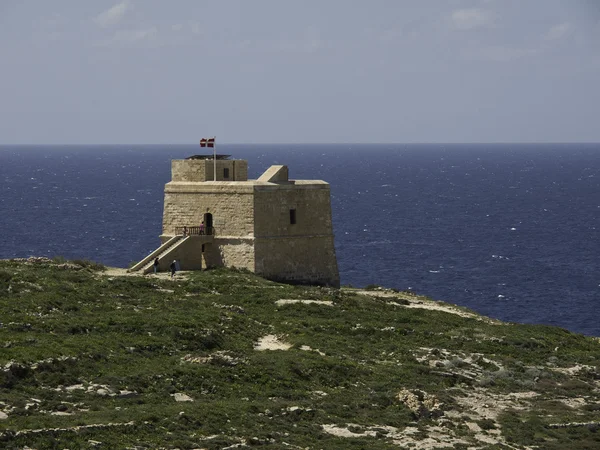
[1,257,599,449]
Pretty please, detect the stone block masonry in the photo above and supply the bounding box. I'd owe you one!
[171,159,248,182]
[254,235,339,286]
[162,186,255,237]
[151,157,339,287]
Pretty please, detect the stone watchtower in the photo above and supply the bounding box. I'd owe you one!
[130,155,340,287]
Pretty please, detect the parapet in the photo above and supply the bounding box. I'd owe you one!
[171,158,248,182]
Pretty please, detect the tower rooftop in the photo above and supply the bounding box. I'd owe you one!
[186,154,231,160]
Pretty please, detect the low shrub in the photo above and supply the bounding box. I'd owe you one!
[478,418,497,430]
[0,269,12,296]
[365,284,381,290]
[72,259,106,271]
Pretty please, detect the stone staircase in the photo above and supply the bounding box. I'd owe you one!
[128,236,187,275]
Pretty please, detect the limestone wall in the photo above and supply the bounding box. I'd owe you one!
[253,183,333,238]
[254,235,339,287]
[171,160,207,182]
[203,238,255,271]
[160,238,205,271]
[171,160,248,182]
[162,184,255,237]
[233,161,248,181]
[252,183,339,286]
[205,160,248,182]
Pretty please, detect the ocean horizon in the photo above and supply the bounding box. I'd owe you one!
[1,143,599,336]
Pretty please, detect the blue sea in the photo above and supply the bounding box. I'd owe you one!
[1,144,599,336]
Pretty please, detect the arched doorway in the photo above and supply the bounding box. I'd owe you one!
[203,213,213,235]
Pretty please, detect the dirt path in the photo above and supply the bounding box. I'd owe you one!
[100,267,188,281]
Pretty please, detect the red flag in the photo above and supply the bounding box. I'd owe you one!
[207,137,215,148]
[200,138,207,147]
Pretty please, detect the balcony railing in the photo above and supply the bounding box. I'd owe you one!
[175,226,215,236]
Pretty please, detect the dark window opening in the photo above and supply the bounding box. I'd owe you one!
[223,168,230,179]
[290,208,296,225]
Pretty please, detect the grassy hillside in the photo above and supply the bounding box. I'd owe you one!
[1,257,599,449]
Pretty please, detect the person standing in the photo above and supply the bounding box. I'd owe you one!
[170,260,176,279]
[199,221,205,235]
[153,257,159,274]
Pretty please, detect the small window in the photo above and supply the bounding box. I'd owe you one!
[290,208,296,225]
[223,168,230,179]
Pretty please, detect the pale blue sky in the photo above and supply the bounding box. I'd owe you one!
[1,0,599,144]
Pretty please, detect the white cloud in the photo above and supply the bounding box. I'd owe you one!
[95,27,157,47]
[450,8,495,31]
[94,1,132,28]
[544,23,571,41]
[463,45,538,62]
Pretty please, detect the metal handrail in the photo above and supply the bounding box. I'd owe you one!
[175,226,215,236]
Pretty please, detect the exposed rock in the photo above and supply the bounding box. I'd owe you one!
[182,351,244,366]
[56,263,83,271]
[254,335,292,351]
[275,299,334,306]
[0,421,135,438]
[397,388,444,419]
[299,345,326,356]
[172,393,194,402]
[96,388,112,397]
[118,390,138,398]
[548,421,600,429]
[11,257,53,264]
[323,423,470,449]
[212,302,245,314]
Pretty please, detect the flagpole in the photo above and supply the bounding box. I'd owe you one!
[213,136,217,181]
